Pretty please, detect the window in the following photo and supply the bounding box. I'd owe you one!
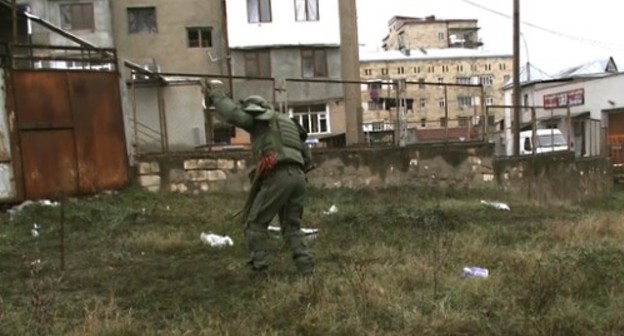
[295,0,319,21]
[442,65,449,72]
[414,66,421,73]
[480,75,494,86]
[128,7,157,34]
[456,77,471,85]
[187,27,212,48]
[397,66,405,74]
[368,101,383,110]
[372,122,384,131]
[420,98,426,108]
[381,68,388,75]
[457,65,464,72]
[439,98,446,108]
[247,0,272,23]
[428,66,434,73]
[292,104,329,134]
[458,96,472,107]
[418,78,425,89]
[504,75,511,83]
[421,118,427,127]
[438,32,445,40]
[437,77,444,87]
[301,49,327,78]
[244,49,271,77]
[499,63,507,70]
[470,64,478,71]
[484,64,491,71]
[363,69,372,76]
[487,115,495,126]
[485,96,494,106]
[440,117,447,127]
[458,116,472,127]
[61,3,94,30]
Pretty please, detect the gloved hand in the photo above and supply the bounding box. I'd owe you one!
[202,79,224,107]
[208,79,224,91]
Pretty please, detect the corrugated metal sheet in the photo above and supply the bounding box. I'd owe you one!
[11,70,129,200]
[0,69,16,200]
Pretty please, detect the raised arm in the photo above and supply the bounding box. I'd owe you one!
[206,82,254,131]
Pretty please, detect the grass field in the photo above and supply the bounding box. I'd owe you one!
[1,185,624,335]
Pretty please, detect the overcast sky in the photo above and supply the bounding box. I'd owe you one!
[356,0,624,75]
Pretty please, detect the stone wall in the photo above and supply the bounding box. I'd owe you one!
[134,143,613,204]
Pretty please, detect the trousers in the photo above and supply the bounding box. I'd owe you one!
[245,163,315,275]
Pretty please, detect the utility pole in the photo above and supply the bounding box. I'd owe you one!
[512,0,521,156]
[339,0,363,145]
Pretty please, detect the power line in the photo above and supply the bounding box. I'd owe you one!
[457,0,624,51]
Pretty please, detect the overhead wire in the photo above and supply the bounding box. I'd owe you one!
[457,0,624,51]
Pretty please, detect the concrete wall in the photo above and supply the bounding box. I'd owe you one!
[20,0,114,48]
[111,0,228,77]
[225,0,340,48]
[134,143,613,204]
[230,47,343,103]
[129,83,206,153]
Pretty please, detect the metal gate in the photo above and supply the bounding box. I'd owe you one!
[9,70,129,200]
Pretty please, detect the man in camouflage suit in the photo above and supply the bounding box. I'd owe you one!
[205,80,315,277]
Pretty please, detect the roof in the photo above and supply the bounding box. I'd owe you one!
[388,15,477,26]
[504,57,620,90]
[503,63,553,88]
[554,57,618,79]
[359,48,511,62]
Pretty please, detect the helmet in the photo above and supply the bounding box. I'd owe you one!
[242,95,273,120]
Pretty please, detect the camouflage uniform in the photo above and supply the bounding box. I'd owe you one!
[208,84,315,276]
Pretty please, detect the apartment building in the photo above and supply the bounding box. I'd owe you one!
[109,0,231,152]
[111,0,227,76]
[225,0,346,144]
[383,15,483,51]
[361,15,512,142]
[14,0,114,69]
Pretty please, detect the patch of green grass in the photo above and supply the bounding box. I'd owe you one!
[1,185,624,335]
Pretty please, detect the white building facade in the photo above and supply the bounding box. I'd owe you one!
[225,0,346,142]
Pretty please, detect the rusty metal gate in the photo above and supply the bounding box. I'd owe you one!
[8,70,129,200]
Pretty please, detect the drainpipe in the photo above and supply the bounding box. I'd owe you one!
[221,0,233,96]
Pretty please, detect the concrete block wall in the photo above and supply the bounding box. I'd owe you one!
[134,143,613,204]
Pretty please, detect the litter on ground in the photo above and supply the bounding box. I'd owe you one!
[323,205,338,215]
[200,232,234,247]
[480,200,511,211]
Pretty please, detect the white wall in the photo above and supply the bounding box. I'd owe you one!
[131,84,206,153]
[226,0,340,48]
[0,69,16,200]
[532,74,624,122]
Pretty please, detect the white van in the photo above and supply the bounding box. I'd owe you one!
[519,129,569,155]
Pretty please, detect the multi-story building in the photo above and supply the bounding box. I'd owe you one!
[360,15,512,143]
[111,0,228,76]
[224,0,346,144]
[382,15,483,51]
[109,0,231,151]
[15,0,115,69]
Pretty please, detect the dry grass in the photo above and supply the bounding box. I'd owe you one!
[1,186,624,335]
